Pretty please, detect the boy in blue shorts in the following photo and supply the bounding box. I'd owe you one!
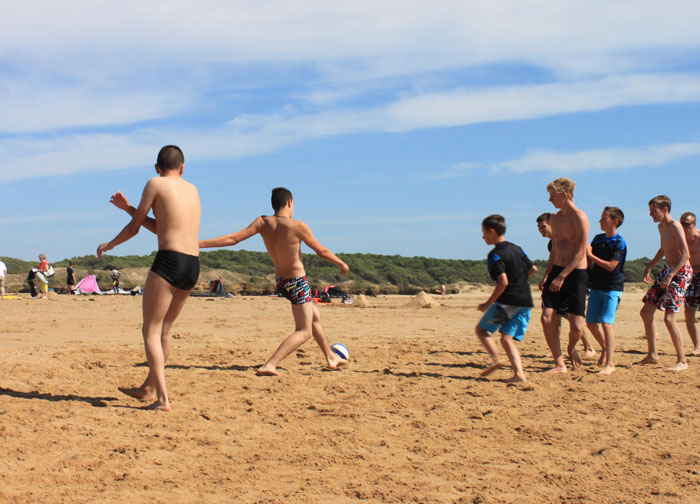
[586,206,627,375]
[476,215,538,382]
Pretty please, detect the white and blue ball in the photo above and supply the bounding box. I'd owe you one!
[331,343,349,360]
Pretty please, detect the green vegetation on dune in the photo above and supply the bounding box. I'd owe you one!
[2,250,667,295]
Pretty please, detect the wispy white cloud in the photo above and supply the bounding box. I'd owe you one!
[4,72,700,182]
[492,142,700,174]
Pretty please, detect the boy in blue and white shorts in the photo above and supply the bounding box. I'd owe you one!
[476,215,538,382]
[586,206,627,375]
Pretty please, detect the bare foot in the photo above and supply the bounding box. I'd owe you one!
[581,349,597,360]
[256,365,280,376]
[545,365,568,374]
[668,361,688,371]
[480,361,505,377]
[636,355,658,365]
[598,365,615,375]
[568,349,582,369]
[597,351,606,367]
[145,401,171,412]
[118,386,156,402]
[691,348,700,356]
[326,355,348,370]
[506,374,526,383]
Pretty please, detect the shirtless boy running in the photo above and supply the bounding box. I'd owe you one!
[680,212,700,355]
[640,196,691,370]
[539,178,590,373]
[98,145,201,411]
[199,187,349,376]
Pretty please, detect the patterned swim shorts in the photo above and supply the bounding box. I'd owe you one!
[685,272,700,309]
[276,275,313,305]
[643,264,693,313]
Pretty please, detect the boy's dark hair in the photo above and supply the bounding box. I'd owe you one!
[604,206,624,226]
[648,195,671,211]
[271,187,293,211]
[482,214,506,236]
[681,211,696,224]
[536,212,551,223]
[156,145,185,171]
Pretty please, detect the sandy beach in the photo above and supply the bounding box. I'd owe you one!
[2,288,700,503]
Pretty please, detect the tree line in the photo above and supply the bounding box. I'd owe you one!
[4,250,664,295]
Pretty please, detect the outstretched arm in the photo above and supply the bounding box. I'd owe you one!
[110,191,157,234]
[199,216,264,249]
[299,223,349,274]
[97,182,156,257]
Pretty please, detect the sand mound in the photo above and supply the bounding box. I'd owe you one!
[405,291,434,308]
[354,294,371,308]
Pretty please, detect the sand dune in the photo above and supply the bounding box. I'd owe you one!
[1,289,699,503]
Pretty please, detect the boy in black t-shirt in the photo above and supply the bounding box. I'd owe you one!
[476,215,538,382]
[585,207,627,375]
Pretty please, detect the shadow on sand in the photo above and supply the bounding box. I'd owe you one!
[0,387,118,408]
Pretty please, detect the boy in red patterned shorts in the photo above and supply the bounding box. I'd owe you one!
[640,195,692,370]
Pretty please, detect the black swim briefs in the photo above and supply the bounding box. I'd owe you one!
[541,265,588,317]
[150,250,200,291]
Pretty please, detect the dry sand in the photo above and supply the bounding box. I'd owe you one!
[2,288,700,503]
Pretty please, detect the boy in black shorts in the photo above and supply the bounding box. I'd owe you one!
[540,178,590,373]
[476,215,538,382]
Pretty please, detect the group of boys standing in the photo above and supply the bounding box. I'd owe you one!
[475,177,700,382]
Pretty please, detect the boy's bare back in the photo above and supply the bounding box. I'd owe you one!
[258,216,317,277]
[146,176,201,256]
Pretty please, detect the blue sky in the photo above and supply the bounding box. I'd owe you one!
[2,1,700,263]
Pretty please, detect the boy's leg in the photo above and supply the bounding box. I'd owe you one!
[309,303,347,369]
[566,314,584,369]
[119,272,177,410]
[125,285,190,400]
[476,325,504,376]
[580,331,597,359]
[599,322,616,375]
[638,302,659,364]
[684,306,700,355]
[541,308,566,372]
[500,334,526,382]
[586,323,607,367]
[664,310,688,370]
[257,302,313,376]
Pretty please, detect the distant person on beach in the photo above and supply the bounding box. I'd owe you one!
[98,145,201,411]
[0,258,6,299]
[110,267,121,293]
[36,253,51,299]
[199,187,349,376]
[639,195,691,371]
[539,178,590,373]
[537,211,597,359]
[67,261,76,294]
[476,214,537,382]
[680,212,700,355]
[585,207,627,375]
